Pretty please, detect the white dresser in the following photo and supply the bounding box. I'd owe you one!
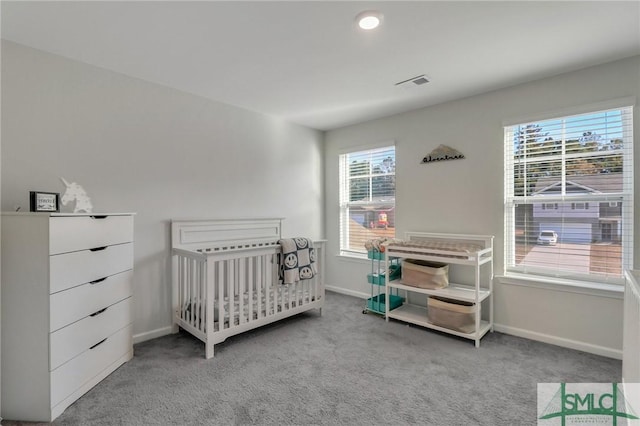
[1,212,134,421]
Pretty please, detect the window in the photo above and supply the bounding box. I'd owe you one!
[339,146,395,256]
[504,106,633,284]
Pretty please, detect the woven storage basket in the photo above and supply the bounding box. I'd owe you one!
[401,259,449,289]
[427,296,475,333]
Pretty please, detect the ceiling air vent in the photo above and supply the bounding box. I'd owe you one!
[395,74,430,88]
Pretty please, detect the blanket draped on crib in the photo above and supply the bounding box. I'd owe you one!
[278,238,316,285]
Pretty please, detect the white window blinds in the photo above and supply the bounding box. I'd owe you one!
[504,106,633,284]
[339,146,396,255]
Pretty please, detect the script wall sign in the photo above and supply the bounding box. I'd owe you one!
[421,145,465,164]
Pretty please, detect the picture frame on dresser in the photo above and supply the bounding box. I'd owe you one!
[29,191,60,212]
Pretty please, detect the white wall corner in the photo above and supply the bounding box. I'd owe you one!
[132,326,174,345]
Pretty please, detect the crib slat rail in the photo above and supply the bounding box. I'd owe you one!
[174,252,208,342]
[172,236,325,359]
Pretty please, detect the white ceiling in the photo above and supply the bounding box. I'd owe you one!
[2,1,639,131]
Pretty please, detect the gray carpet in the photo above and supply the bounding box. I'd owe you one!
[5,291,621,425]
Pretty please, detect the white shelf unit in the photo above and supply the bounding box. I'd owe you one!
[384,232,494,347]
[363,251,403,315]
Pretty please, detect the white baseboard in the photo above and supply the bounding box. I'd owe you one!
[494,323,622,360]
[133,326,174,344]
[131,298,621,360]
[325,285,368,300]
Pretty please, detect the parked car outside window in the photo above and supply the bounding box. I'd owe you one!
[537,230,558,245]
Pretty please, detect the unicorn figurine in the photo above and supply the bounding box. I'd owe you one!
[60,177,93,213]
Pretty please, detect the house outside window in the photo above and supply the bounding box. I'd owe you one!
[339,146,395,256]
[504,105,633,284]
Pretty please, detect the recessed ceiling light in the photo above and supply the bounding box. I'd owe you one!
[356,10,383,30]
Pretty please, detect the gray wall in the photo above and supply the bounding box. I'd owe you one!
[1,41,324,340]
[324,55,640,358]
[0,39,2,416]
[3,38,638,359]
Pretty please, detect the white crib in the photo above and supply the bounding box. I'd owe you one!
[171,218,325,359]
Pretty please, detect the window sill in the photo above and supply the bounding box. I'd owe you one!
[497,273,624,300]
[336,252,369,263]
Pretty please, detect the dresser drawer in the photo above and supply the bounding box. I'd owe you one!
[50,215,133,255]
[50,297,132,371]
[50,270,133,331]
[50,243,133,294]
[50,324,132,408]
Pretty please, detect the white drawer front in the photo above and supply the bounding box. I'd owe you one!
[50,243,133,294]
[50,215,133,255]
[50,297,132,371]
[51,324,132,408]
[50,270,133,331]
